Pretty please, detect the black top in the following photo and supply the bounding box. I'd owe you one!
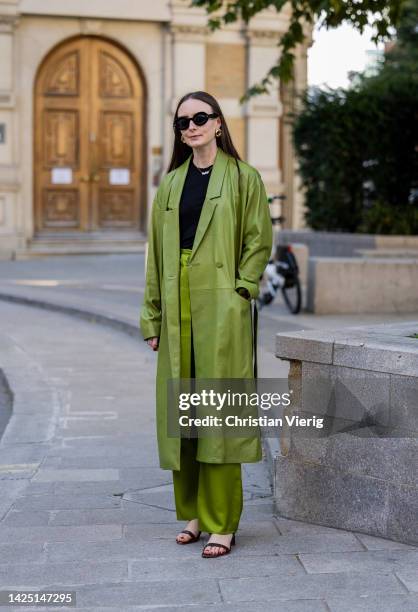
[179,160,213,249]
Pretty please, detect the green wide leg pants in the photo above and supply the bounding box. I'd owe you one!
[172,248,243,534]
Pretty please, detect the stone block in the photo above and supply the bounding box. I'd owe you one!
[290,243,309,285]
[333,339,418,377]
[275,455,389,537]
[390,373,418,433]
[387,483,418,545]
[323,436,417,487]
[276,331,334,364]
[307,257,418,314]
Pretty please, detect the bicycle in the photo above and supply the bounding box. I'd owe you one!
[257,195,302,315]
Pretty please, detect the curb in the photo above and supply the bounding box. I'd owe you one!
[0,291,142,340]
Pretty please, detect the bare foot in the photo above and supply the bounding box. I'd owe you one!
[176,518,200,543]
[202,533,234,556]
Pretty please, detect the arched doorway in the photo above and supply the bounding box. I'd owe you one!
[34,36,145,235]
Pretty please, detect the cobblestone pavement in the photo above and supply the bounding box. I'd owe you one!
[0,255,417,611]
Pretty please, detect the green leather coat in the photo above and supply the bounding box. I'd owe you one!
[140,147,273,470]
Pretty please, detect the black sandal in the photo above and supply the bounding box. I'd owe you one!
[176,529,202,545]
[202,533,236,558]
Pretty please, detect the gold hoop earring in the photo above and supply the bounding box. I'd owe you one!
[215,128,222,138]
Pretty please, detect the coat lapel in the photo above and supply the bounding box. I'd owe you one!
[189,147,229,262]
[163,154,192,276]
[167,154,192,212]
[166,148,230,259]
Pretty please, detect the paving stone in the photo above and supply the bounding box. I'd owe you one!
[76,579,221,607]
[257,532,363,554]
[122,489,176,510]
[10,481,56,496]
[230,519,281,538]
[2,511,50,526]
[0,369,51,392]
[240,500,275,520]
[46,537,204,563]
[11,494,122,511]
[54,451,159,469]
[0,444,51,465]
[219,572,405,602]
[53,474,171,496]
[54,604,328,612]
[0,524,122,543]
[0,561,127,588]
[0,542,45,563]
[0,481,28,516]
[274,516,354,536]
[299,550,418,574]
[357,532,417,551]
[130,554,303,580]
[396,568,418,592]
[56,420,147,436]
[33,468,120,482]
[326,594,418,611]
[48,505,178,526]
[1,414,57,444]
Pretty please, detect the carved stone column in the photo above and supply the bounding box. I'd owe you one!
[244,28,282,195]
[163,23,209,169]
[169,24,209,109]
[0,10,20,255]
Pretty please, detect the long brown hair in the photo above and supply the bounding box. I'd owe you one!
[167,91,242,173]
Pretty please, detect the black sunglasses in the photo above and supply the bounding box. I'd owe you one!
[173,112,219,131]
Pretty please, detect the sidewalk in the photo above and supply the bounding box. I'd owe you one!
[0,255,417,611]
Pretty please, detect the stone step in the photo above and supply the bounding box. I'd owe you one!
[15,236,147,258]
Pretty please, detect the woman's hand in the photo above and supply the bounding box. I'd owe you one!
[146,337,159,351]
[236,287,251,301]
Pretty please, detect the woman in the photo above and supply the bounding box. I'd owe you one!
[140,91,272,558]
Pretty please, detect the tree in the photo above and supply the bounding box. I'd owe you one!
[191,0,406,101]
[292,0,418,234]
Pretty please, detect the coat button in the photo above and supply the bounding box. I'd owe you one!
[215,262,223,268]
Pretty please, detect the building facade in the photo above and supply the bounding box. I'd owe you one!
[0,0,310,258]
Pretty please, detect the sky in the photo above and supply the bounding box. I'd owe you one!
[308,22,385,89]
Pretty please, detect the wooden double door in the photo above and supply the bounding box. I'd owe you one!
[34,37,144,233]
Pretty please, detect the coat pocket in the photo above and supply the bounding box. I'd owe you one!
[233,287,251,306]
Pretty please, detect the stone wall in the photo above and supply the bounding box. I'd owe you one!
[278,230,418,258]
[307,257,418,314]
[273,321,418,545]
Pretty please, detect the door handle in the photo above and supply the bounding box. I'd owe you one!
[80,174,100,182]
